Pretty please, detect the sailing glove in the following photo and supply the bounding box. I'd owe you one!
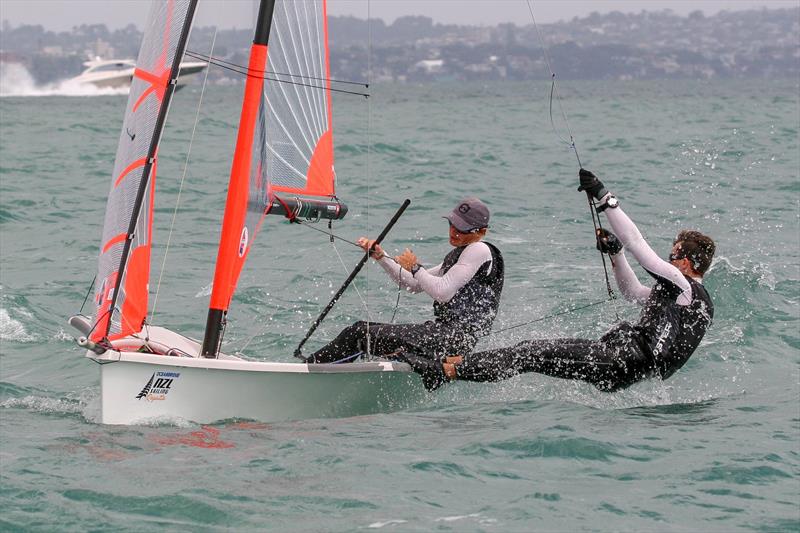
[596,228,623,255]
[577,168,608,200]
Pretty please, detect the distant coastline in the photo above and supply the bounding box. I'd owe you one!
[1,8,797,85]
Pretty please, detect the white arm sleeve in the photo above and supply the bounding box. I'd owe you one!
[413,242,493,303]
[611,251,651,304]
[377,256,442,294]
[605,200,693,306]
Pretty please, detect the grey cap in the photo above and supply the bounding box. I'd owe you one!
[445,197,490,233]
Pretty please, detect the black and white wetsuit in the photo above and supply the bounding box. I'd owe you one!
[454,204,713,391]
[308,241,504,363]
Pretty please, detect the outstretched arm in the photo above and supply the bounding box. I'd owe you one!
[357,236,440,294]
[604,204,691,305]
[596,228,650,302]
[377,256,442,293]
[610,250,651,303]
[578,170,692,305]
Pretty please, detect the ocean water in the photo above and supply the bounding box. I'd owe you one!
[1,77,798,531]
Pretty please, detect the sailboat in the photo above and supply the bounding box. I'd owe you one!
[69,0,425,425]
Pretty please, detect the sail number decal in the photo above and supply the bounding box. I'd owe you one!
[238,227,249,257]
[135,371,181,401]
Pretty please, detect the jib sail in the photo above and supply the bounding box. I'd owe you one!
[91,0,197,342]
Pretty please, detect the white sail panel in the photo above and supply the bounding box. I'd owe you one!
[259,0,335,198]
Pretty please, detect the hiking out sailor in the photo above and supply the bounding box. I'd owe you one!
[305,197,504,364]
[403,169,715,391]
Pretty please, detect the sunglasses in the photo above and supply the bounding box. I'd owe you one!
[448,221,483,234]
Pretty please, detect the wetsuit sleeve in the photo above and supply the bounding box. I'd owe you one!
[611,251,651,304]
[377,257,429,293]
[413,242,493,303]
[604,199,692,305]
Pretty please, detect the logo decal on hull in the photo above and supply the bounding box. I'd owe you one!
[135,371,180,401]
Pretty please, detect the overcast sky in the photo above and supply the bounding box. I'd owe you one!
[1,0,796,31]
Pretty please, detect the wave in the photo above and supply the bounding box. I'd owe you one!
[1,394,85,416]
[704,255,794,327]
[0,386,100,423]
[0,62,127,97]
[0,307,35,342]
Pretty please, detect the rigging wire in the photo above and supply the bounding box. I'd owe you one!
[278,219,611,347]
[259,201,616,347]
[236,244,373,355]
[525,0,619,317]
[292,219,361,248]
[292,219,402,325]
[184,49,368,87]
[331,241,373,323]
[182,50,370,98]
[365,0,374,356]
[150,29,218,322]
[78,275,96,315]
[480,298,612,338]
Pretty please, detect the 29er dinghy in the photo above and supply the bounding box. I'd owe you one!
[70,0,425,425]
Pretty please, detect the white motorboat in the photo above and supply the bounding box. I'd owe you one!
[69,57,207,90]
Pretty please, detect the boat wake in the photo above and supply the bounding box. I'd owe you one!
[0,63,127,97]
[439,374,728,413]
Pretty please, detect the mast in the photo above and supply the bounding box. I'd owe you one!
[201,0,276,357]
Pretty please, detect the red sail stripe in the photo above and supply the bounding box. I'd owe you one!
[114,157,147,187]
[102,233,128,254]
[131,0,173,113]
[132,67,170,112]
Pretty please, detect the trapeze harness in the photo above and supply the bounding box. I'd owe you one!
[455,206,713,391]
[307,241,504,363]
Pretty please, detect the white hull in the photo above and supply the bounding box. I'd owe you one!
[69,59,207,90]
[85,326,426,425]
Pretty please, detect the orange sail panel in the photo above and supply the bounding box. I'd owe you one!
[271,129,334,197]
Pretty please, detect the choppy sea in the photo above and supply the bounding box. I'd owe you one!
[1,70,798,531]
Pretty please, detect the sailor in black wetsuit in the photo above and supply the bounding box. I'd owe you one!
[305,198,504,364]
[406,169,715,391]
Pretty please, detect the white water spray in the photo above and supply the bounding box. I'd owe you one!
[0,62,127,97]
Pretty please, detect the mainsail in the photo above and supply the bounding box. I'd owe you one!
[262,0,335,197]
[203,0,338,356]
[91,0,197,342]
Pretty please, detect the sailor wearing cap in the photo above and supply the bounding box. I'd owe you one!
[305,197,504,364]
